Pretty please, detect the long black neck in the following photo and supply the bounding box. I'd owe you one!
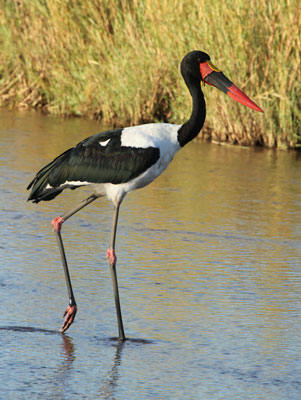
[177,76,206,147]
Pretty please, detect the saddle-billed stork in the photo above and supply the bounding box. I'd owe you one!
[27,51,263,340]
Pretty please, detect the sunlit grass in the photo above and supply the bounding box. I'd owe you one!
[0,0,300,148]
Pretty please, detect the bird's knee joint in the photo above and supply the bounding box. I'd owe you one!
[52,216,64,232]
[107,248,117,265]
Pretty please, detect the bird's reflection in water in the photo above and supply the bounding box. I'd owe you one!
[47,333,76,400]
[0,326,153,399]
[98,340,125,400]
[98,338,152,399]
[60,333,76,369]
[0,326,76,400]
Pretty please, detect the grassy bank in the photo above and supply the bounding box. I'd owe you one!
[0,0,300,148]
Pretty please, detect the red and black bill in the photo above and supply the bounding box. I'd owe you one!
[199,61,263,113]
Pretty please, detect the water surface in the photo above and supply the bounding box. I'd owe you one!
[0,110,301,399]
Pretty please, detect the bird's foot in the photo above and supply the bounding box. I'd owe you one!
[107,248,116,265]
[52,216,64,232]
[59,303,77,333]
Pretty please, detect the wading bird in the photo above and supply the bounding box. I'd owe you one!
[27,51,263,340]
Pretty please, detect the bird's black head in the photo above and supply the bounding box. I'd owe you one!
[180,50,263,112]
[180,51,210,82]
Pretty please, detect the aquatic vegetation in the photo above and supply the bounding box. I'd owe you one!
[0,0,300,148]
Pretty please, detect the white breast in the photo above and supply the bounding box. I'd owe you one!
[103,123,182,205]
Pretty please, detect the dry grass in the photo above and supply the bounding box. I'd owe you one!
[0,0,300,148]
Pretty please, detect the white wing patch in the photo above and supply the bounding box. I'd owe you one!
[103,123,182,206]
[99,139,110,146]
[44,180,91,188]
[121,123,181,153]
[61,180,91,186]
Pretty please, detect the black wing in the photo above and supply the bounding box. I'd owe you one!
[27,128,160,203]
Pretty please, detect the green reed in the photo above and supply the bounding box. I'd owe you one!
[0,0,300,148]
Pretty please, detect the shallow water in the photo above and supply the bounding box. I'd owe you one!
[0,109,301,399]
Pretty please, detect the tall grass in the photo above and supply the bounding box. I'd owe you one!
[0,0,300,148]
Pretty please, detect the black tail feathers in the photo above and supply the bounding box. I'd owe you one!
[27,148,72,203]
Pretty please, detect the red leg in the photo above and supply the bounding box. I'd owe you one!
[60,303,78,333]
[107,248,117,266]
[52,216,64,232]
